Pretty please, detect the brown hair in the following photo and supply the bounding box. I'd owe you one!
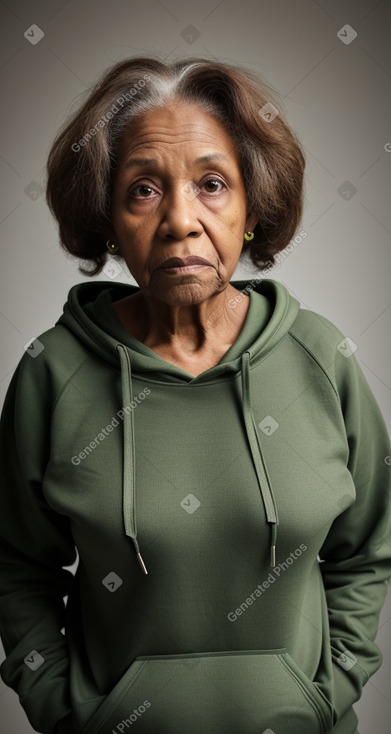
[46,55,305,276]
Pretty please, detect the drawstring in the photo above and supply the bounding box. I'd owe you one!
[115,344,278,574]
[241,351,279,567]
[116,344,148,575]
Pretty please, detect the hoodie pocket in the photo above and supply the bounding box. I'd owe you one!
[79,648,336,734]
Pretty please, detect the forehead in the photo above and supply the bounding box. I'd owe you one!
[115,102,239,164]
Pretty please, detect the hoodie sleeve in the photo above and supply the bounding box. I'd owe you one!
[0,350,77,734]
[319,340,391,722]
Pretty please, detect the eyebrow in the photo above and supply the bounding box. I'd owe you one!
[122,152,227,170]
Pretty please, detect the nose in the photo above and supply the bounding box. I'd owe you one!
[158,182,204,241]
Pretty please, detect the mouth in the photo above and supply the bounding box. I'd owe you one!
[157,256,214,274]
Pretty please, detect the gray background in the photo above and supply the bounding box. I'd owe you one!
[0,0,390,732]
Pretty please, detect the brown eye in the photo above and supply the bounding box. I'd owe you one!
[202,178,225,193]
[129,183,156,199]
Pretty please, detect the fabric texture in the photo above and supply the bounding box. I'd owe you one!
[0,278,390,734]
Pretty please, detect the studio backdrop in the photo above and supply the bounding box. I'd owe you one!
[0,1,390,733]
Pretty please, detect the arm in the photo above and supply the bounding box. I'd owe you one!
[319,344,391,720]
[0,352,77,734]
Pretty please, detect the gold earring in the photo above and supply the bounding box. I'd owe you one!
[106,240,119,254]
[244,231,254,241]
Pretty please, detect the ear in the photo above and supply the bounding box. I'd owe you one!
[103,227,117,244]
[245,212,258,233]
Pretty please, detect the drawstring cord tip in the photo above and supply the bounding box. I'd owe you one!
[270,523,277,568]
[137,551,148,575]
[131,537,148,575]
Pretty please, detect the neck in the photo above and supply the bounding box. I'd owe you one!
[116,284,250,357]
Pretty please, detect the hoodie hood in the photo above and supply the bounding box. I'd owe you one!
[55,278,301,575]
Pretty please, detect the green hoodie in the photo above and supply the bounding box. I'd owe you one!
[0,278,390,734]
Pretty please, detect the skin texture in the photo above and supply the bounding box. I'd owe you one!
[104,100,258,376]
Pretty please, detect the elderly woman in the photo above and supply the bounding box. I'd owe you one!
[0,56,390,734]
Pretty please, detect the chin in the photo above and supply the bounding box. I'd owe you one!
[148,273,223,306]
[155,283,215,307]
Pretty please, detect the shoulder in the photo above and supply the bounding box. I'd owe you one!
[289,307,347,355]
[6,324,90,411]
[21,322,89,373]
[25,322,87,360]
[275,297,386,436]
[288,306,354,395]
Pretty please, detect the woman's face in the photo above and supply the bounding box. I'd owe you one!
[106,101,257,306]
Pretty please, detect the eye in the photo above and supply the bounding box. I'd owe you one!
[201,177,226,194]
[129,182,156,199]
[128,176,226,200]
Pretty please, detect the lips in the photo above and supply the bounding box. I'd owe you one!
[158,256,214,269]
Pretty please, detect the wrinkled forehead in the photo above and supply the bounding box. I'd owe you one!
[113,102,240,170]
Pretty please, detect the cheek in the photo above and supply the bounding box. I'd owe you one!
[224,201,246,232]
[112,203,136,235]
[219,219,245,259]
[112,211,145,254]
